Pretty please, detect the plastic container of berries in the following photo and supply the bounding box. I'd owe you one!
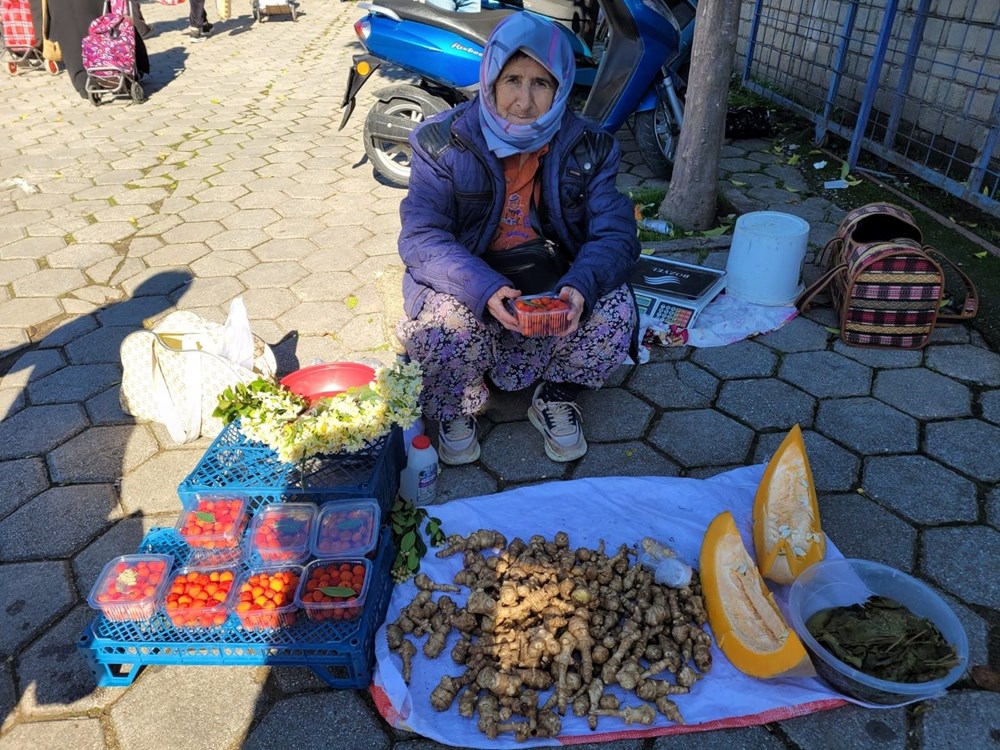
[310,499,380,559]
[246,503,315,564]
[88,554,173,622]
[175,493,249,565]
[295,559,371,623]
[232,565,303,631]
[163,566,239,629]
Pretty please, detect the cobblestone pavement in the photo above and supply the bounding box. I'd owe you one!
[1,1,998,749]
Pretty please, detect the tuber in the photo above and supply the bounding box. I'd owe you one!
[399,639,417,685]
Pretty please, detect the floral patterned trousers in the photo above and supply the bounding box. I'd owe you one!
[396,285,635,421]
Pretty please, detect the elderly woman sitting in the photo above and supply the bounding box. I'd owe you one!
[396,13,639,465]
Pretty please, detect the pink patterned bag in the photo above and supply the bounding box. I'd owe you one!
[81,0,135,78]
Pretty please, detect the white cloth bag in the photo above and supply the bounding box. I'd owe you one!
[119,306,276,444]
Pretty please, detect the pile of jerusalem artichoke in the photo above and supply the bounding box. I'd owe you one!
[385,529,713,742]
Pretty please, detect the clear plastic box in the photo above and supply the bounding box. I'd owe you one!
[88,554,173,622]
[163,566,238,629]
[232,565,302,630]
[294,558,371,622]
[787,557,969,704]
[247,503,316,564]
[175,494,249,552]
[310,499,380,559]
[513,294,571,337]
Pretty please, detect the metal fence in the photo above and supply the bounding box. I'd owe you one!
[739,0,1000,219]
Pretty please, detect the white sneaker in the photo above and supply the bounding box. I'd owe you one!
[438,416,480,465]
[527,383,587,462]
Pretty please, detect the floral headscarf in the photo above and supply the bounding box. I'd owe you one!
[478,13,576,157]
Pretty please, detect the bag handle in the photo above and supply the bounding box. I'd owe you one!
[922,246,979,324]
[795,263,847,313]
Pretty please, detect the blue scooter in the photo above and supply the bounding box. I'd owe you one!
[339,0,695,186]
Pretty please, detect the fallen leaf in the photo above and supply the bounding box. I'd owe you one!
[824,326,840,335]
[785,186,800,193]
[787,154,800,166]
[970,665,1000,692]
[211,98,220,104]
[730,180,748,187]
[974,251,988,259]
[346,295,358,310]
[839,162,851,180]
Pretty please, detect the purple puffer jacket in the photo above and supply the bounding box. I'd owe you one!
[398,100,640,322]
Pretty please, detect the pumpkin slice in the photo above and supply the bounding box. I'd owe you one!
[753,424,826,585]
[700,510,809,679]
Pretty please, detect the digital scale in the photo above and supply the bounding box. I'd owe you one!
[630,255,727,329]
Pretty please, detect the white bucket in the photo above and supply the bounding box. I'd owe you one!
[725,211,811,306]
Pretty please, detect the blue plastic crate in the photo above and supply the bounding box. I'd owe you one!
[77,525,396,689]
[177,420,403,517]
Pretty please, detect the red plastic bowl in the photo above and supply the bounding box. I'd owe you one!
[280,363,376,402]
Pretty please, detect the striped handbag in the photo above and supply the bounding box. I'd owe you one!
[797,202,978,349]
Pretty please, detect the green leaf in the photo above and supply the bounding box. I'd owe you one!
[824,326,841,335]
[730,180,748,187]
[346,295,359,310]
[401,530,416,550]
[787,154,800,166]
[194,511,216,523]
[319,586,357,597]
[392,522,405,534]
[414,536,428,557]
[275,519,304,535]
[406,550,419,569]
[974,251,988,259]
[839,162,850,180]
[700,225,731,237]
[785,186,800,193]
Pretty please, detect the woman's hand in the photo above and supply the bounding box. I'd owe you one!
[487,286,522,332]
[557,286,585,336]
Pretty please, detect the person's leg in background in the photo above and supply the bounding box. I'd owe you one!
[129,0,152,39]
[186,0,212,37]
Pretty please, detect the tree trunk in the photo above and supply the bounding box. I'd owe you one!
[657,0,742,231]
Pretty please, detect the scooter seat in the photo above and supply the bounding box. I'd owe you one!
[367,0,517,48]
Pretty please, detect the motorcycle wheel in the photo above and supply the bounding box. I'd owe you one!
[363,91,449,188]
[634,99,682,179]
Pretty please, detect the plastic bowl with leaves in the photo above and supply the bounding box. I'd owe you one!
[787,558,968,705]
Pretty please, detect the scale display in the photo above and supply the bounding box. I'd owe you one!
[630,255,727,328]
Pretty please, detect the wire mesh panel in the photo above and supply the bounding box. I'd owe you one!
[741,0,1000,218]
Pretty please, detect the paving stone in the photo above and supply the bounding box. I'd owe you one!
[480,422,570,483]
[47,425,157,484]
[85,385,133,426]
[0,661,15,734]
[576,388,652,441]
[0,561,73,658]
[982,389,1000,426]
[829,339,924,369]
[109,666,266,750]
[280,301,353,336]
[15,605,118,718]
[917,690,1000,750]
[245,692,390,750]
[926,343,1000,385]
[267,667,332,694]
[574,441,680,479]
[239,261,309,288]
[648,410,753,468]
[0,258,37,284]
[64,326,134,365]
[937,590,990,668]
[0,404,88,460]
[754,314,830,353]
[871,368,972,419]
[779,350,872,398]
[95,295,176,326]
[754,429,859,491]
[862,456,977,524]
[0,457,47,521]
[26,363,120,405]
[716,378,815,430]
[815,398,917,455]
[118,447,223,515]
[921,525,1000,609]
[779,702,906,750]
[818,493,916,571]
[628,361,718,409]
[650,726,785,750]
[690,339,778,378]
[0,718,106,749]
[0,297,62,328]
[0,348,66,389]
[924,419,1000,482]
[989,487,1000,531]
[433,464,499,505]
[0,484,121,561]
[927,324,971,345]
